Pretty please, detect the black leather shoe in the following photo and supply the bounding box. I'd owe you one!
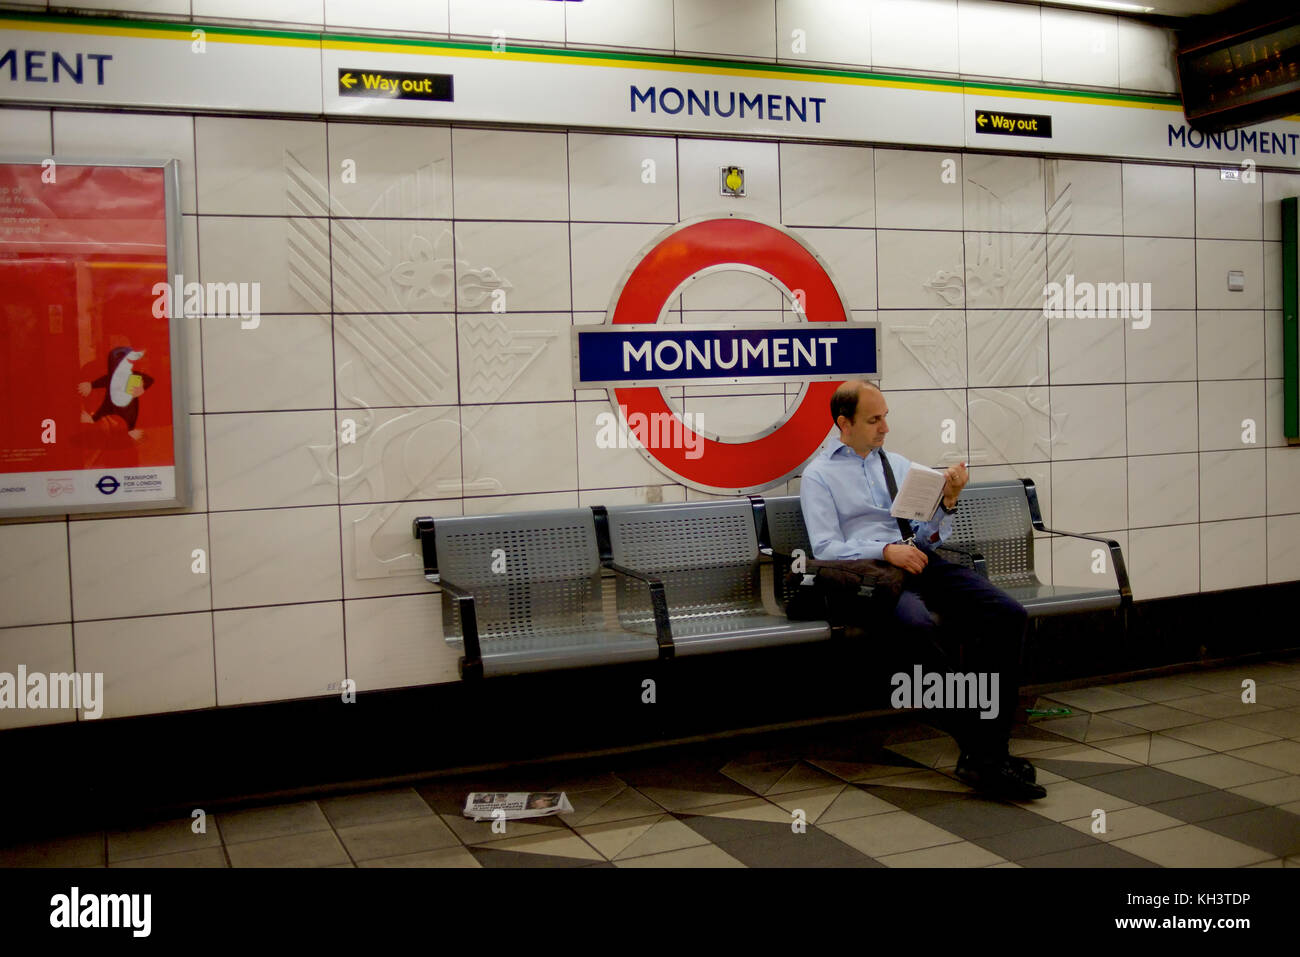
[956,753,1047,801]
[1004,755,1037,784]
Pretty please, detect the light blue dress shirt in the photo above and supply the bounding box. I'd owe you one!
[799,440,955,560]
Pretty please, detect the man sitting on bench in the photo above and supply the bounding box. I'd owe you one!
[799,379,1046,801]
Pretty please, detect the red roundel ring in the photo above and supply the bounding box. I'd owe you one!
[607,215,851,493]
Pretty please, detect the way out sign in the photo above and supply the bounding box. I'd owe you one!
[573,215,879,494]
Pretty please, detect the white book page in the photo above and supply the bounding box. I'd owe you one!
[890,463,946,523]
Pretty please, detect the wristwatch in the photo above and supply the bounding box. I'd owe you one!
[938,501,958,515]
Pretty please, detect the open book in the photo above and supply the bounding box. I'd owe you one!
[889,463,947,523]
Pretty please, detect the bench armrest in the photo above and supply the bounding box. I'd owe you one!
[1020,479,1131,606]
[931,541,989,579]
[436,576,485,680]
[601,560,675,658]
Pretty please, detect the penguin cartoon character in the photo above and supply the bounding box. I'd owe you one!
[78,347,154,441]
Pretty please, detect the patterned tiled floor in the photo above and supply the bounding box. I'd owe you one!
[5,657,1300,868]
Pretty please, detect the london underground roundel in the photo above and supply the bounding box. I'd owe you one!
[578,214,879,494]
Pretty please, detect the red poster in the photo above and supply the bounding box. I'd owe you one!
[0,161,186,514]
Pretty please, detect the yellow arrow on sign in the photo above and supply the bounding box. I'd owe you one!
[977,113,987,127]
[340,73,357,89]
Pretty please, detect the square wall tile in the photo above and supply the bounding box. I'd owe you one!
[70,515,210,620]
[677,138,780,224]
[325,0,448,33]
[565,0,675,51]
[1268,515,1300,584]
[576,400,678,491]
[1048,313,1125,386]
[1195,166,1262,241]
[327,124,451,220]
[1041,9,1118,88]
[1267,448,1300,515]
[204,410,339,510]
[1050,385,1125,459]
[1129,525,1199,600]
[338,407,463,502]
[452,221,571,313]
[965,232,1045,310]
[1196,240,1264,310]
[345,593,460,690]
[194,0,324,23]
[1,109,52,154]
[967,311,1046,387]
[200,216,332,314]
[448,0,565,43]
[963,154,1044,233]
[1198,380,1264,452]
[458,315,573,405]
[209,506,342,608]
[957,0,1040,81]
[74,612,215,719]
[54,112,197,214]
[795,227,876,309]
[1197,311,1265,381]
[876,230,964,308]
[1117,19,1176,93]
[334,315,458,409]
[571,222,670,312]
[674,0,777,60]
[1127,453,1198,528]
[568,133,678,224]
[1124,238,1195,310]
[460,402,577,497]
[1199,450,1265,523]
[202,314,335,412]
[1126,311,1195,382]
[877,310,967,391]
[968,387,1051,465]
[780,144,874,227]
[1127,382,1197,456]
[777,0,871,67]
[0,522,70,628]
[1051,458,1127,533]
[0,624,76,729]
[1123,164,1193,238]
[875,149,963,230]
[1200,519,1266,591]
[330,219,456,315]
[341,498,460,600]
[215,602,345,705]
[872,0,959,75]
[451,129,568,221]
[196,117,328,216]
[1046,159,1122,236]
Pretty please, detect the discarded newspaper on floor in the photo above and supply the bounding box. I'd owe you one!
[463,791,573,821]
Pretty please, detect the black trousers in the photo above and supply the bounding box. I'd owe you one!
[882,546,1029,758]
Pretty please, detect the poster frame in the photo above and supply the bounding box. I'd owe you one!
[0,156,190,518]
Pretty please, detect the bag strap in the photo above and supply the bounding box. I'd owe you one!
[877,450,915,541]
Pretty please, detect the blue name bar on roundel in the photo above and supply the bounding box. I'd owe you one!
[573,323,879,388]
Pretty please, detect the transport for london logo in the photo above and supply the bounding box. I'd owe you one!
[572,215,878,494]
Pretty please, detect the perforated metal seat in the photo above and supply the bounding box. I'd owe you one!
[413,510,661,678]
[763,480,1129,617]
[604,500,832,654]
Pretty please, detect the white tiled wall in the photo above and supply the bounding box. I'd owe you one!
[51,0,1179,93]
[1,1,1296,725]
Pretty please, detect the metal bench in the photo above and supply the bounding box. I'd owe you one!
[761,478,1131,617]
[597,500,832,656]
[412,509,666,680]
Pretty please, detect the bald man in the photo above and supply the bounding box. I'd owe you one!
[799,380,1044,801]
